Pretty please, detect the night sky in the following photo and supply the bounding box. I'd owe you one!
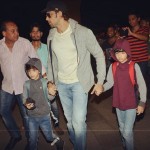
[0,0,150,41]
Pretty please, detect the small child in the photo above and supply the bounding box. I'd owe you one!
[102,39,147,150]
[23,58,64,150]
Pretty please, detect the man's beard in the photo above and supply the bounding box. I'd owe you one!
[32,39,41,41]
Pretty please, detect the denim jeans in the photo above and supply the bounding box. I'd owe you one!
[28,114,57,150]
[116,108,136,150]
[0,90,29,139]
[57,81,88,150]
[50,98,59,125]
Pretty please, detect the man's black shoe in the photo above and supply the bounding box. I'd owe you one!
[5,136,22,150]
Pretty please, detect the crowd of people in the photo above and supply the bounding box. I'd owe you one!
[0,0,149,150]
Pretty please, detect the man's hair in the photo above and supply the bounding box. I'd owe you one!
[30,23,43,33]
[61,11,69,21]
[128,10,141,19]
[54,9,69,21]
[0,20,16,32]
[107,24,118,31]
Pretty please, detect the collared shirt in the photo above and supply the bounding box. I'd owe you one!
[36,43,49,72]
[0,37,38,95]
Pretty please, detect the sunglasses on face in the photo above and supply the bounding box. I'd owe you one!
[114,49,125,53]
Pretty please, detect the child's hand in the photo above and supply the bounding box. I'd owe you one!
[136,106,144,115]
[25,103,35,110]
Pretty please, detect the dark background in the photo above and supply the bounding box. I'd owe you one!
[0,0,149,42]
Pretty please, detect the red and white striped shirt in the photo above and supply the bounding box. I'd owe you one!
[126,27,149,62]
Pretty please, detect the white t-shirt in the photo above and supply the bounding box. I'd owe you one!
[51,25,79,84]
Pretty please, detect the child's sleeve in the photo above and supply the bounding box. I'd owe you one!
[135,63,147,106]
[103,64,114,92]
[23,82,29,104]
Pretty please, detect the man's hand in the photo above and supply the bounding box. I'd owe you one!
[91,83,104,96]
[47,82,57,96]
[136,106,144,115]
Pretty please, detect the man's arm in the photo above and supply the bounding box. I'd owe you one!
[86,29,106,95]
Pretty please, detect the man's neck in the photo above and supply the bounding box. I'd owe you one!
[57,20,69,33]
[32,41,41,50]
[5,40,15,51]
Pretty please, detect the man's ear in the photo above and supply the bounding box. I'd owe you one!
[57,11,63,17]
[41,32,43,37]
[2,31,6,37]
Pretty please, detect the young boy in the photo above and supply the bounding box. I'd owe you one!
[102,39,147,150]
[23,58,64,150]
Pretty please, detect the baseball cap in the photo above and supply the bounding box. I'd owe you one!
[42,0,67,13]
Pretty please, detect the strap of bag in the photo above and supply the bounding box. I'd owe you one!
[49,40,55,83]
[112,62,118,80]
[129,61,135,85]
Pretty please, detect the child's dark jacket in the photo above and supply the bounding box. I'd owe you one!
[23,58,54,117]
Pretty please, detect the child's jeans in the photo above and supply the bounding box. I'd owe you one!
[116,108,136,150]
[28,114,57,150]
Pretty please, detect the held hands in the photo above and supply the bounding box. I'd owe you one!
[91,83,104,96]
[136,106,145,115]
[47,82,57,96]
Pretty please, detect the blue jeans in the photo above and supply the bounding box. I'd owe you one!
[50,99,59,125]
[0,90,29,139]
[116,108,136,150]
[57,81,88,150]
[28,114,57,150]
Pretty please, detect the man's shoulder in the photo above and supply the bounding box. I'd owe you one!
[18,37,31,44]
[41,43,48,49]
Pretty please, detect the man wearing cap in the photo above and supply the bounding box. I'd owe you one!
[42,0,106,150]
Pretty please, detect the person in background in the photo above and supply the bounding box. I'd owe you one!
[0,20,39,150]
[42,0,106,150]
[102,39,147,150]
[140,17,150,99]
[29,23,64,135]
[125,11,149,82]
[102,25,118,70]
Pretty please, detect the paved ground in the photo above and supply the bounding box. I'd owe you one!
[0,88,150,150]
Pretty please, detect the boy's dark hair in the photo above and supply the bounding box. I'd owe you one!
[25,64,39,79]
[25,64,38,72]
